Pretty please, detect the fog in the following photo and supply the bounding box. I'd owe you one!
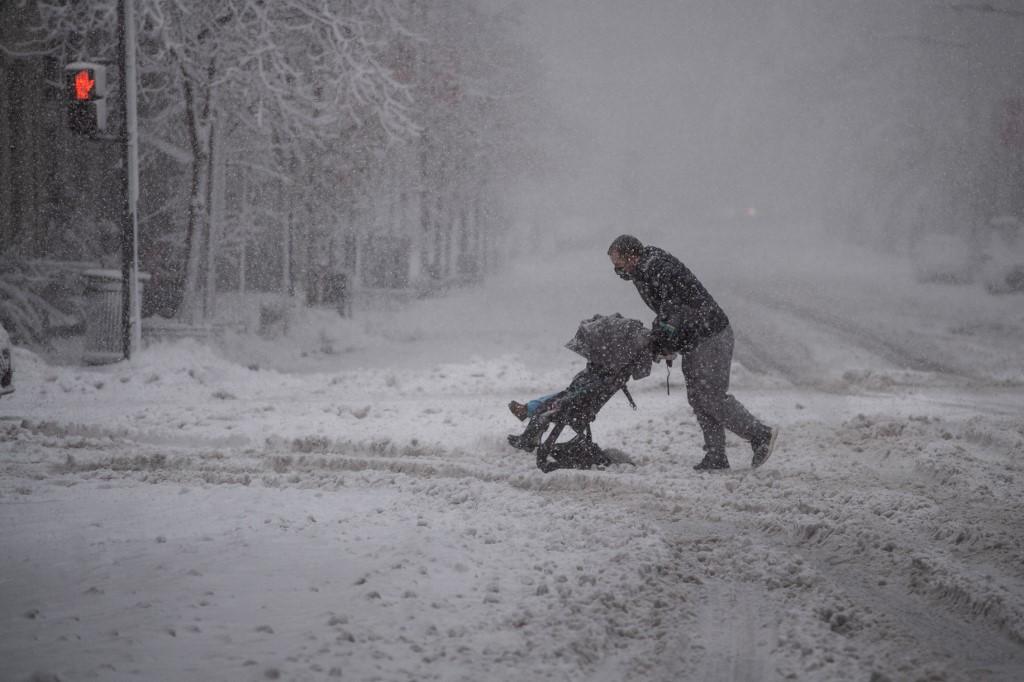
[506,0,1024,269]
[4,0,1021,342]
[4,4,1024,679]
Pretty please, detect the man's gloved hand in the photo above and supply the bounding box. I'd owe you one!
[649,322,676,357]
[652,351,676,366]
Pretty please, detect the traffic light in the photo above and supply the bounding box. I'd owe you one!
[64,62,108,136]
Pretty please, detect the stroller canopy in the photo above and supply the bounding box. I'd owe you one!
[564,313,652,381]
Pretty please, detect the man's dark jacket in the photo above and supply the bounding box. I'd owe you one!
[630,246,729,353]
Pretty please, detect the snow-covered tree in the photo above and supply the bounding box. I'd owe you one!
[399,0,546,284]
[19,0,415,321]
[4,0,545,335]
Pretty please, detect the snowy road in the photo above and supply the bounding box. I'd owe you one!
[720,272,1022,388]
[2,243,1023,681]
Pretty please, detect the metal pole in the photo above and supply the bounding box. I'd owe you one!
[117,0,140,359]
[126,0,141,355]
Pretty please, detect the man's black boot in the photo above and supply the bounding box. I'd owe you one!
[750,425,779,469]
[693,453,730,471]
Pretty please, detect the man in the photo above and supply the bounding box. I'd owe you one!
[607,234,778,470]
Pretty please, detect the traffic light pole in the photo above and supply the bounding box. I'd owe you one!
[117,0,140,359]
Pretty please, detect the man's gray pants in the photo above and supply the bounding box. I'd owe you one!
[679,325,764,461]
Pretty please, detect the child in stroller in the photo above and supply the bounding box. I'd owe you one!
[507,313,653,473]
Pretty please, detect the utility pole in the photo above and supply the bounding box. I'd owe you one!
[117,0,140,359]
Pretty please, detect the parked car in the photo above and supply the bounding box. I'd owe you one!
[0,321,14,397]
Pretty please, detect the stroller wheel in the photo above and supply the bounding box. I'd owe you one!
[537,459,560,474]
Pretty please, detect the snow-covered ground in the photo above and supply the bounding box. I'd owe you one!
[2,232,1023,681]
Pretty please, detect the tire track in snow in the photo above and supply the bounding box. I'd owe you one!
[727,285,977,380]
[690,581,775,682]
[730,325,805,385]
[9,423,679,500]
[782,529,1024,680]
[733,448,1024,678]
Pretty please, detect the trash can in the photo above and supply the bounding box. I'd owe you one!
[82,269,149,364]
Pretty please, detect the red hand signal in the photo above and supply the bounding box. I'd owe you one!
[74,70,95,100]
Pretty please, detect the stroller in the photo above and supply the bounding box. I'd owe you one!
[508,313,653,473]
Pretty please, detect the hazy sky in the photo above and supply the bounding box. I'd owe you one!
[508,0,1024,248]
[512,0,847,236]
